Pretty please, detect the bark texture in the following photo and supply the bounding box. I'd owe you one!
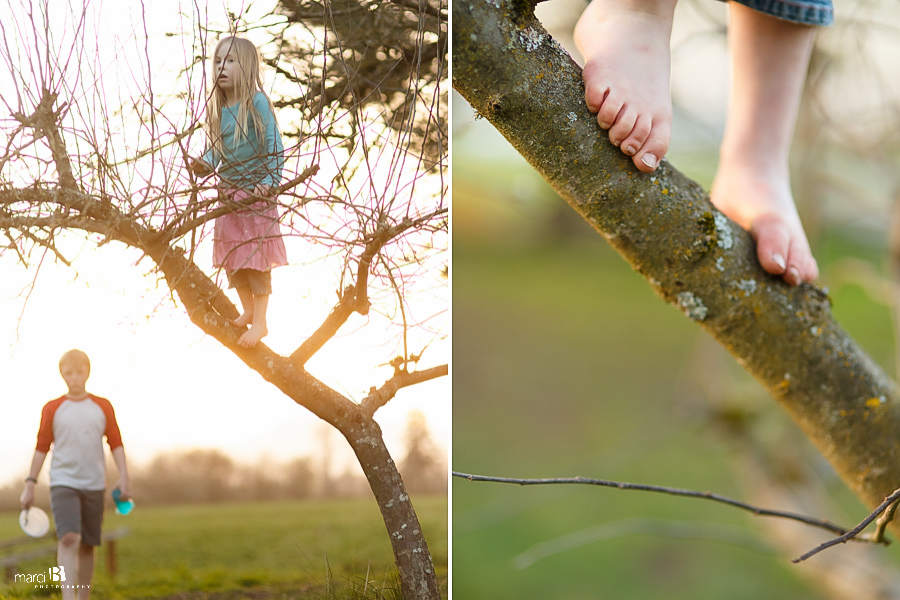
[453,0,900,524]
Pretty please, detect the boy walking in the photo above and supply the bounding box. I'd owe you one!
[19,349,131,600]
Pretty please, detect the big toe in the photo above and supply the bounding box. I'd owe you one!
[752,214,817,285]
[786,250,819,286]
[752,214,791,276]
[632,122,670,174]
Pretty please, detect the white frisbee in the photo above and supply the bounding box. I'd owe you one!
[19,507,50,538]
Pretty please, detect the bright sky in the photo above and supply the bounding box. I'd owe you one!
[0,0,448,486]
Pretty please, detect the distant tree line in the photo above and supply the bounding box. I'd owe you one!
[128,449,325,505]
[0,412,446,510]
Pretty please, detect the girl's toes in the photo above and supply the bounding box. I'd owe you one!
[797,254,819,284]
[595,94,624,131]
[632,121,670,173]
[582,62,610,114]
[752,215,791,276]
[607,107,636,148]
[785,265,802,286]
[807,259,820,283]
[620,115,651,158]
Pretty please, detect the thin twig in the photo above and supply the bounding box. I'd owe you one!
[163,164,321,240]
[452,471,851,536]
[792,488,900,563]
[870,495,900,543]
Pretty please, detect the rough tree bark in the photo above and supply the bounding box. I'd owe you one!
[1,91,444,600]
[453,0,900,532]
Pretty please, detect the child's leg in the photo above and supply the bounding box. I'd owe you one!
[710,2,818,285]
[574,0,677,172]
[77,544,94,600]
[57,532,80,600]
[238,293,270,348]
[50,486,83,600]
[230,283,256,328]
[230,269,271,348]
[74,489,102,600]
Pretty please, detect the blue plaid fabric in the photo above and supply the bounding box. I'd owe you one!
[728,0,834,26]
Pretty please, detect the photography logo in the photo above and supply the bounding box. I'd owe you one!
[15,566,65,583]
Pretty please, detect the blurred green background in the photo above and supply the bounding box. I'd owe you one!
[452,1,900,597]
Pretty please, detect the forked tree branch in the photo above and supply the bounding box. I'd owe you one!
[793,490,900,563]
[453,0,900,538]
[289,207,447,366]
[362,364,449,417]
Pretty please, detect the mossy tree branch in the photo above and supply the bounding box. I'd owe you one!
[453,0,900,531]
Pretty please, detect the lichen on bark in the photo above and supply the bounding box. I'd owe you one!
[454,0,900,526]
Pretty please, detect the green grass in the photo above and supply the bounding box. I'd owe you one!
[453,230,900,599]
[0,496,447,600]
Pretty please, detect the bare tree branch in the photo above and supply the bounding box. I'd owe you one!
[794,490,900,563]
[453,471,856,539]
[453,0,900,540]
[289,206,447,366]
[363,364,448,417]
[162,164,321,240]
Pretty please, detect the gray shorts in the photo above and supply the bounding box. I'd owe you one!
[49,486,104,546]
[227,268,272,295]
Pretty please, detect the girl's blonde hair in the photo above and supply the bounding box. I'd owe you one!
[205,36,277,159]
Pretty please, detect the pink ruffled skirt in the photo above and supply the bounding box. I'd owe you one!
[212,189,288,273]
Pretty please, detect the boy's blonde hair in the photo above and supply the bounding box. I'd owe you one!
[206,36,277,160]
[59,349,91,374]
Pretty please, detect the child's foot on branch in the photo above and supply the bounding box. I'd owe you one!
[229,312,253,329]
[237,323,268,348]
[228,313,253,327]
[574,0,677,173]
[710,162,819,286]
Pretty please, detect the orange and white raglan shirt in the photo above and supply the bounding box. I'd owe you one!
[35,394,123,491]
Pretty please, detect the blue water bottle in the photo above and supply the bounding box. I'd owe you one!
[111,488,134,515]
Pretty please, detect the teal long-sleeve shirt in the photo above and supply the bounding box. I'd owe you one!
[202,91,284,189]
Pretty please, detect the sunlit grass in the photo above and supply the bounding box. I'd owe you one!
[0,496,447,600]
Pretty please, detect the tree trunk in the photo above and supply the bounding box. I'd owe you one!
[150,230,442,599]
[453,0,900,530]
[342,414,441,599]
[0,183,441,600]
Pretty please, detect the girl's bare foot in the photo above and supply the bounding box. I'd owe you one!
[712,3,819,286]
[237,323,268,348]
[711,162,818,286]
[235,292,270,348]
[229,312,253,328]
[574,0,676,173]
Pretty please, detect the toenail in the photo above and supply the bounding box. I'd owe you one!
[788,267,800,283]
[611,138,620,147]
[772,254,786,271]
[624,145,636,156]
[599,121,611,129]
[641,153,657,169]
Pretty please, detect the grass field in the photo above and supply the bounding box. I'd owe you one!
[453,234,900,599]
[452,140,900,599]
[0,496,447,599]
